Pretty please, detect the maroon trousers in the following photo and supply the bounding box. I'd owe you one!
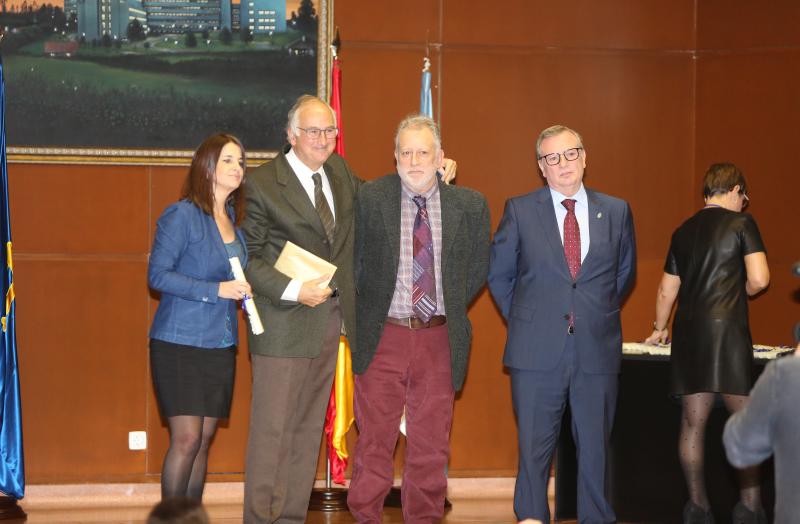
[348,322,455,524]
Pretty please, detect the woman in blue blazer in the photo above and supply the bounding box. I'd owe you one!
[148,133,251,501]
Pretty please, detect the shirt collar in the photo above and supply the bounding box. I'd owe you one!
[285,148,324,179]
[400,177,440,201]
[549,183,587,207]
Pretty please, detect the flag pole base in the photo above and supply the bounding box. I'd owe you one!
[383,487,452,510]
[0,496,26,520]
[309,487,349,512]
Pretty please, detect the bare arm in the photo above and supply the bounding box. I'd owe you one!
[744,251,769,296]
[644,272,681,344]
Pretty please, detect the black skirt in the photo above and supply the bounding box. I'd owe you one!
[150,339,236,418]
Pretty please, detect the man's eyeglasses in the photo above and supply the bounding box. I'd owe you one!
[538,147,583,166]
[298,127,339,140]
[740,192,750,209]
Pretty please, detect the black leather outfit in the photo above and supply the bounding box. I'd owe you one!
[666,207,766,395]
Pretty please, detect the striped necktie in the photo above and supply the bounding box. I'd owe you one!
[411,195,436,322]
[312,172,335,244]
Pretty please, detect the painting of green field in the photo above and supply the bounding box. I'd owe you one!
[4,44,315,151]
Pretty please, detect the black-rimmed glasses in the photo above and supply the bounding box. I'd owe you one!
[538,147,583,166]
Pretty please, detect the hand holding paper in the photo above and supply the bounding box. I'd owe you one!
[274,241,338,289]
[229,257,264,335]
[298,274,334,307]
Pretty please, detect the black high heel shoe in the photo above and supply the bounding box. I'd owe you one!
[683,501,715,524]
[732,502,767,524]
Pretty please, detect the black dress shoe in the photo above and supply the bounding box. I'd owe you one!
[732,502,767,524]
[683,501,715,524]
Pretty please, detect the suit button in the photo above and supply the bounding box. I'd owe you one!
[563,314,570,320]
[572,283,577,289]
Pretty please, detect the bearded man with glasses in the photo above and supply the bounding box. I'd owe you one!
[488,124,637,524]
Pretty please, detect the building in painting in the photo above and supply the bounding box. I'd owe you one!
[230,2,240,30]
[142,0,225,33]
[77,0,146,40]
[75,0,290,36]
[240,0,285,34]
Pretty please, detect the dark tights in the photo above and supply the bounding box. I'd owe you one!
[161,415,218,500]
[680,393,761,511]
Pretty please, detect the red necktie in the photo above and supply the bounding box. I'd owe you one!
[562,199,581,280]
[562,199,580,331]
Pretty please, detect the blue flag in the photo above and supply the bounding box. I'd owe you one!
[0,56,25,500]
[420,57,433,119]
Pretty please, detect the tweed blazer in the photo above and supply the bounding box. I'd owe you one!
[353,175,491,391]
[241,152,360,357]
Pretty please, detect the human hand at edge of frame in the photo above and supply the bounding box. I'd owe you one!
[438,157,456,184]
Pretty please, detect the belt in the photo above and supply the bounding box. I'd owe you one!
[386,315,446,330]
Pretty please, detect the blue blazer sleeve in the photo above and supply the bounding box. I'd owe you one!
[616,201,636,300]
[148,203,220,303]
[488,198,520,320]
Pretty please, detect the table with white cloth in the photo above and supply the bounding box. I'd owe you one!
[554,343,793,523]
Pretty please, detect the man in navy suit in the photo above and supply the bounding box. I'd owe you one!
[488,125,636,523]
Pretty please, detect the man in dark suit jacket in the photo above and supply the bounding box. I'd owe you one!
[488,125,636,523]
[240,95,360,524]
[346,115,490,523]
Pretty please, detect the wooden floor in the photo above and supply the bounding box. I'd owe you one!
[13,481,622,523]
[9,479,588,524]
[18,498,522,523]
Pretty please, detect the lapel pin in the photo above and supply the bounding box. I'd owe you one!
[596,212,603,219]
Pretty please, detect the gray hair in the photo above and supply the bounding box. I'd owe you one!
[536,124,584,157]
[394,114,441,152]
[286,95,337,134]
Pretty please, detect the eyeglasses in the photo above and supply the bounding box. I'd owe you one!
[297,127,339,140]
[740,192,750,209]
[538,147,583,166]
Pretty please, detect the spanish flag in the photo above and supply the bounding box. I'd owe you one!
[322,45,354,485]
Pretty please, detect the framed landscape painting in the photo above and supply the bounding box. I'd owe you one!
[1,0,329,163]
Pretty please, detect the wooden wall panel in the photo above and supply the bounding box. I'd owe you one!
[15,259,149,480]
[9,164,149,254]
[442,0,695,50]
[335,0,440,43]
[697,0,800,49]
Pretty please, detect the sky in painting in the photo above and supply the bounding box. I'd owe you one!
[6,0,302,15]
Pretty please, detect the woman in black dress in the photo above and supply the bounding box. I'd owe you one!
[645,163,770,524]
